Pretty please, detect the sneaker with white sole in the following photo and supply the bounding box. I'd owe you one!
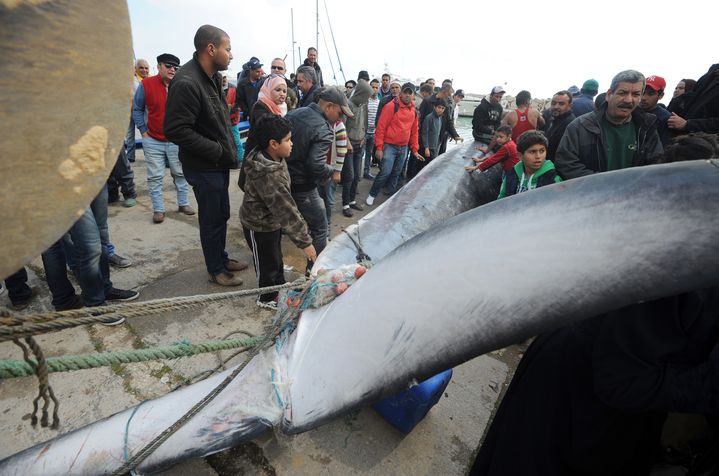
[105,288,140,302]
[256,300,278,310]
[101,316,126,326]
[365,195,375,206]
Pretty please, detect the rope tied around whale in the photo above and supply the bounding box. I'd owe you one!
[115,262,370,475]
[0,278,308,342]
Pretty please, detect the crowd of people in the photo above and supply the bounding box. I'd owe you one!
[1,23,718,474]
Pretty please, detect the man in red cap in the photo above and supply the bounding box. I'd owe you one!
[640,75,671,146]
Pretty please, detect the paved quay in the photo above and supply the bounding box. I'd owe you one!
[0,147,518,475]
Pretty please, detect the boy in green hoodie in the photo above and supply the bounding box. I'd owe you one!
[240,115,317,309]
[497,130,562,199]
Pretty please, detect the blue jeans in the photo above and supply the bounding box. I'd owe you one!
[42,200,112,308]
[343,140,364,205]
[369,144,408,198]
[64,185,116,267]
[142,136,189,212]
[125,117,136,162]
[292,188,328,256]
[183,167,230,276]
[318,182,336,225]
[363,133,375,176]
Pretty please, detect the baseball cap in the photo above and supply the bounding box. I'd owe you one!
[568,85,580,95]
[247,58,263,70]
[318,86,355,118]
[156,53,180,67]
[582,79,599,93]
[358,70,370,81]
[491,85,506,95]
[645,75,666,92]
[454,89,465,98]
[401,82,416,93]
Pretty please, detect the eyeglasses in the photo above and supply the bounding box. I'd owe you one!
[163,63,179,70]
[271,65,285,71]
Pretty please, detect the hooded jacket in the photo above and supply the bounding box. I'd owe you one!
[164,55,238,171]
[240,148,313,249]
[554,103,663,180]
[472,97,503,143]
[498,160,562,199]
[285,103,334,192]
[374,97,419,153]
[344,78,374,142]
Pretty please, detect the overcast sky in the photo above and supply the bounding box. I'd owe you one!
[128,0,714,100]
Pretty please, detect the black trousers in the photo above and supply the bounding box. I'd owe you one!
[243,227,285,302]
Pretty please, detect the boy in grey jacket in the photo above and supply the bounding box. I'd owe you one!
[240,115,317,309]
[417,99,447,174]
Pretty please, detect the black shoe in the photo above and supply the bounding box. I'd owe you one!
[349,202,364,211]
[342,208,353,217]
[10,287,38,311]
[106,288,139,302]
[55,294,84,311]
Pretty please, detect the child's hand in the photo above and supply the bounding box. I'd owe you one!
[303,245,317,263]
[464,165,478,172]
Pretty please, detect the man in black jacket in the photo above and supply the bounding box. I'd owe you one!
[165,24,248,286]
[236,57,263,121]
[302,47,324,87]
[285,87,350,261]
[545,90,575,163]
[555,70,663,180]
[472,86,504,144]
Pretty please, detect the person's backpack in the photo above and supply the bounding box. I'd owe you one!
[375,97,417,128]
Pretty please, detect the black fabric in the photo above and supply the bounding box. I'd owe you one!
[285,103,334,193]
[679,63,719,133]
[164,55,238,172]
[235,75,261,121]
[545,110,575,162]
[302,58,324,87]
[472,289,719,476]
[4,267,31,304]
[472,98,503,143]
[243,227,285,302]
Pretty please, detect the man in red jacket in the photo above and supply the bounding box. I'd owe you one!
[365,82,422,206]
[133,53,195,224]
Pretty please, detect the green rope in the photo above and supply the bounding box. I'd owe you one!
[0,336,263,379]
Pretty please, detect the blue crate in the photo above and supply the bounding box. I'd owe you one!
[372,369,453,433]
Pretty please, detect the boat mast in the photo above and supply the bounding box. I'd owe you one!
[324,0,345,83]
[315,0,319,55]
[291,8,296,72]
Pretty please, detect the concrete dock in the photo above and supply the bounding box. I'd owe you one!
[0,147,518,475]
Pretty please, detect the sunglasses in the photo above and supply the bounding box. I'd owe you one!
[163,63,179,70]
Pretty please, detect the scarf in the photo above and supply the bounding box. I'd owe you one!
[258,75,288,117]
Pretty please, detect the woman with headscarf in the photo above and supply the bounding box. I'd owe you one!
[239,75,288,190]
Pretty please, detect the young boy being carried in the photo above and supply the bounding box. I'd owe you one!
[465,125,518,173]
[240,115,317,310]
[497,130,562,199]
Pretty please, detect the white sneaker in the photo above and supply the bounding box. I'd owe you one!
[365,195,375,206]
[256,300,278,310]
